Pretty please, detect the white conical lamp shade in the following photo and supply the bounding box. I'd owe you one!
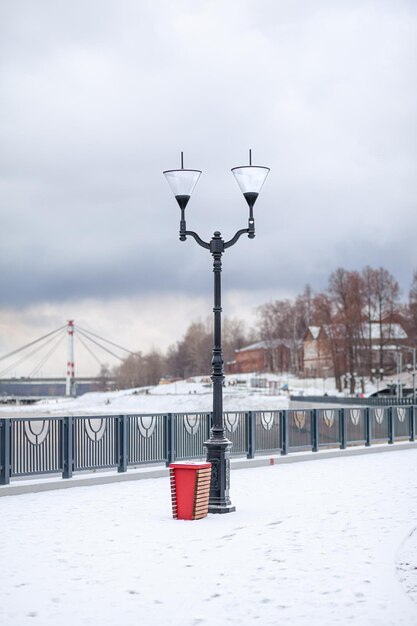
[163,168,202,209]
[231,165,270,208]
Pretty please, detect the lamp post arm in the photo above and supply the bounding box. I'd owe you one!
[180,228,211,250]
[185,226,254,251]
[224,214,256,249]
[224,228,250,249]
[179,208,211,249]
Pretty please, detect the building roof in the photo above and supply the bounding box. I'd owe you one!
[235,338,299,353]
[367,323,407,340]
[305,322,408,342]
[307,326,321,340]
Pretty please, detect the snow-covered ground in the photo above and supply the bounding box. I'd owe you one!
[1,448,416,626]
[0,376,291,416]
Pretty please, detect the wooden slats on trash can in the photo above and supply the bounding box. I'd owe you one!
[169,463,212,520]
[170,468,179,519]
[192,466,211,520]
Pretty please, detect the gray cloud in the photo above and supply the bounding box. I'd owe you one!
[1,0,416,313]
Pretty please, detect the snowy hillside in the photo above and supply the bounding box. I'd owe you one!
[0,372,386,417]
[0,375,288,416]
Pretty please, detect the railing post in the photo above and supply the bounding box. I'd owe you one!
[247,411,256,459]
[410,406,415,442]
[118,415,128,473]
[339,409,346,449]
[388,407,394,444]
[312,409,319,452]
[62,416,73,479]
[280,410,289,455]
[165,413,176,467]
[0,418,11,485]
[365,407,371,447]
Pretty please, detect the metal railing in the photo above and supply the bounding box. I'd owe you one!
[0,405,415,485]
[290,395,414,406]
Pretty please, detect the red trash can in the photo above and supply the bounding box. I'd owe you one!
[169,462,212,520]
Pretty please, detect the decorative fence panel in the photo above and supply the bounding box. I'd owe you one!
[290,395,414,406]
[394,407,409,440]
[127,414,166,465]
[10,417,63,476]
[288,410,312,450]
[0,405,415,485]
[345,408,366,444]
[73,416,118,470]
[224,412,247,456]
[317,409,339,448]
[174,413,210,460]
[255,411,281,452]
[371,408,389,442]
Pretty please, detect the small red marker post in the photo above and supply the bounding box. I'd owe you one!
[169,462,212,520]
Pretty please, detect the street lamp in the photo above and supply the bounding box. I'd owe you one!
[163,150,270,514]
[400,347,416,404]
[371,368,381,394]
[396,351,403,398]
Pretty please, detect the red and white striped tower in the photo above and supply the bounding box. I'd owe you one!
[65,320,75,397]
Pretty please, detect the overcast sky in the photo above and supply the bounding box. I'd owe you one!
[1,0,416,376]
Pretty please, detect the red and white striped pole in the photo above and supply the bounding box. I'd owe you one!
[65,320,75,397]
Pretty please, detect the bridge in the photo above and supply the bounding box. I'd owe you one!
[0,377,117,404]
[0,321,132,399]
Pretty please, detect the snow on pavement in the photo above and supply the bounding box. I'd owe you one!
[397,527,417,606]
[1,449,417,626]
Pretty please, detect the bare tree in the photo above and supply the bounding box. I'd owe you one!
[183,321,213,377]
[223,317,250,365]
[301,284,313,327]
[362,266,377,376]
[113,351,163,389]
[164,316,252,379]
[257,298,308,373]
[311,292,344,390]
[165,342,187,380]
[113,266,405,389]
[362,266,400,371]
[143,350,165,385]
[165,321,212,379]
[96,363,111,391]
[407,270,417,343]
[328,268,365,392]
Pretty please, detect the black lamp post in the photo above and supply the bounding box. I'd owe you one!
[163,150,270,514]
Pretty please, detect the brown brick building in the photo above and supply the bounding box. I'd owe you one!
[302,320,410,377]
[303,326,333,377]
[227,339,294,374]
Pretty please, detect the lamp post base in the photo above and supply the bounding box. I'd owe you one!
[205,436,235,514]
[208,504,236,514]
